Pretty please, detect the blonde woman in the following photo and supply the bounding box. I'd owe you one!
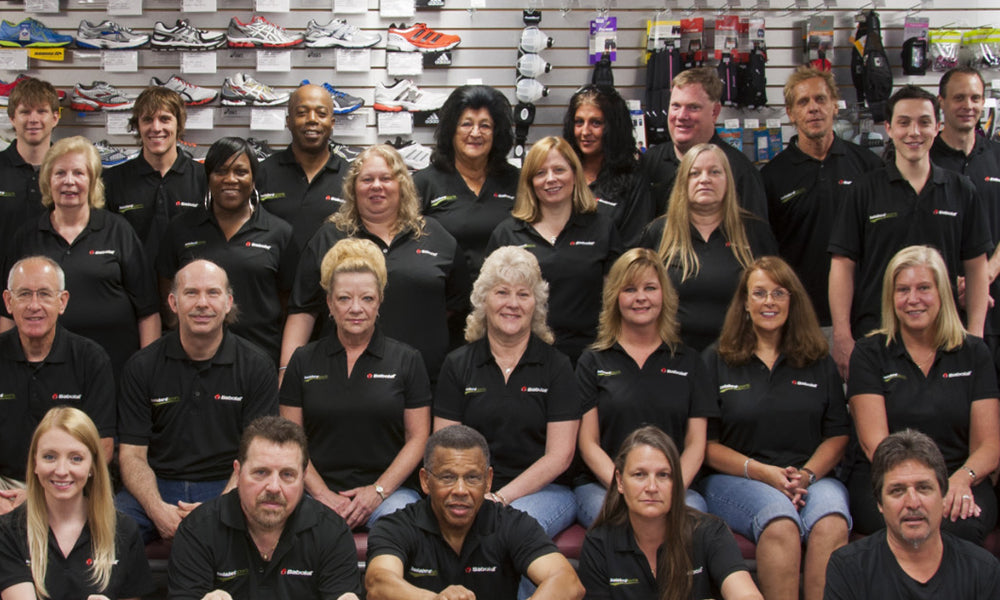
[638,143,777,351]
[0,407,151,600]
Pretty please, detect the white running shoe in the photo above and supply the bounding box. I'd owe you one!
[304,18,381,48]
[227,16,303,48]
[150,75,218,106]
[151,19,226,51]
[76,20,149,49]
[373,79,447,112]
[221,73,290,106]
[397,140,432,170]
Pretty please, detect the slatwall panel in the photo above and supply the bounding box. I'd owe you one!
[1,0,999,154]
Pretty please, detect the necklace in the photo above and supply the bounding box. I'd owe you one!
[249,531,277,562]
[911,348,936,370]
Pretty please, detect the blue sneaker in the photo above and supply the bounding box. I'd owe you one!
[300,79,364,114]
[0,18,74,48]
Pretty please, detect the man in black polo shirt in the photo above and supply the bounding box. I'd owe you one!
[0,77,59,251]
[825,429,1000,599]
[931,67,1000,352]
[116,259,278,543]
[257,84,350,251]
[366,425,583,600]
[639,67,768,219]
[0,256,114,515]
[168,416,362,600]
[762,66,882,328]
[828,85,992,377]
[103,86,206,258]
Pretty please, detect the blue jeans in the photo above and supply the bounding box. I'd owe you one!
[509,483,576,539]
[574,482,708,527]
[367,487,421,528]
[115,477,229,543]
[699,474,852,542]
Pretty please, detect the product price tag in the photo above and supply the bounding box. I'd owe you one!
[466,78,483,85]
[182,0,217,12]
[0,49,28,71]
[766,118,782,128]
[255,0,290,11]
[106,112,131,135]
[108,0,143,15]
[335,0,367,13]
[724,119,740,129]
[386,51,422,76]
[257,50,292,72]
[147,51,178,67]
[250,107,286,130]
[744,118,760,129]
[336,49,371,72]
[837,100,847,109]
[985,98,997,109]
[377,111,413,135]
[336,109,369,137]
[380,0,415,18]
[470,0,486,8]
[25,0,59,12]
[186,107,215,129]
[181,51,217,73]
[102,50,139,72]
[218,105,247,124]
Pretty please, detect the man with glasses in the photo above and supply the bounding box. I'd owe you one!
[365,424,583,600]
[0,256,115,514]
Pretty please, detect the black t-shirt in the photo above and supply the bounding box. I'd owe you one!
[103,150,206,258]
[824,531,1000,600]
[156,206,299,364]
[256,147,350,251]
[117,331,278,481]
[827,163,993,337]
[578,514,748,600]
[434,335,581,488]
[848,333,999,471]
[0,143,44,257]
[367,497,557,600]
[0,506,153,600]
[290,218,468,380]
[487,211,623,363]
[638,216,778,351]
[168,491,362,600]
[640,134,769,219]
[762,136,882,325]
[415,162,519,277]
[3,208,160,379]
[703,350,849,469]
[0,326,115,480]
[279,328,430,490]
[590,168,655,248]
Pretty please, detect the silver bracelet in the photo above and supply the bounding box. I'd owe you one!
[743,457,753,480]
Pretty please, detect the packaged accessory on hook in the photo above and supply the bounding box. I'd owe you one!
[735,17,767,108]
[804,14,833,71]
[644,18,680,146]
[929,28,962,71]
[681,18,704,70]
[901,16,929,76]
[851,10,892,123]
[963,28,1000,70]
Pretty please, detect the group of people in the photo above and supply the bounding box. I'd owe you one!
[1,60,1000,600]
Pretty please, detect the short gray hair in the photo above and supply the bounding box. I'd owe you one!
[7,256,65,291]
[465,246,553,343]
[423,425,490,470]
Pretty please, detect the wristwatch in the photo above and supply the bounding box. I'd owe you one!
[374,483,386,500]
[801,468,817,485]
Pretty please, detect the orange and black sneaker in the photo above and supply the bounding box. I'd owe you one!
[386,23,460,53]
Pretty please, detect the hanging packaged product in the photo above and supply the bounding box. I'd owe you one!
[589,15,617,64]
[516,52,551,78]
[644,18,680,54]
[900,16,929,75]
[850,10,892,123]
[929,28,962,71]
[736,17,767,109]
[804,14,834,71]
[644,20,680,146]
[963,28,1000,71]
[714,15,739,61]
[519,26,553,53]
[680,18,704,69]
[515,77,548,103]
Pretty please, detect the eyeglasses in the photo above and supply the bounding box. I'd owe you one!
[426,469,485,487]
[9,288,61,303]
[750,288,790,302]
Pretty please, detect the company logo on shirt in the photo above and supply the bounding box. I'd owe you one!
[689,566,704,575]
[609,577,640,586]
[50,393,82,400]
[719,383,750,393]
[933,209,958,217]
[985,176,1000,184]
[0,190,14,197]
[518,243,537,249]
[837,179,854,185]
[869,212,898,223]
[215,569,248,582]
[174,201,199,208]
[430,194,458,208]
[779,188,805,203]
[184,240,206,248]
[596,198,618,208]
[367,372,397,379]
[597,369,621,377]
[88,249,116,256]
[260,192,286,202]
[521,386,548,393]
[791,379,818,388]
[303,374,329,382]
[0,392,14,400]
[494,193,515,200]
[325,195,345,203]
[409,566,438,577]
[244,241,272,250]
[150,396,180,406]
[662,368,688,376]
[117,203,144,212]
[942,370,972,378]
[214,394,243,402]
[465,387,487,395]
[569,240,595,246]
[416,248,439,257]
[882,373,906,382]
[280,568,313,576]
[465,565,497,573]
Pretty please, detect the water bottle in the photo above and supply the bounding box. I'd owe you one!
[515,78,549,103]
[516,53,552,78]
[519,27,553,53]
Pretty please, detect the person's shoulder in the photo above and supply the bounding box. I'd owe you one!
[942,530,1000,569]
[258,147,290,171]
[421,215,457,242]
[831,531,883,565]
[114,509,145,544]
[125,333,172,366]
[229,332,277,366]
[0,503,27,536]
[855,332,888,351]
[837,139,884,169]
[177,492,228,534]
[61,326,112,359]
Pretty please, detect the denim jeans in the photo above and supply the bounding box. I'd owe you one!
[508,483,576,539]
[573,482,708,527]
[115,477,229,543]
[367,486,421,528]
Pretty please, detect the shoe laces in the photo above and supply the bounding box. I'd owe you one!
[320,83,348,98]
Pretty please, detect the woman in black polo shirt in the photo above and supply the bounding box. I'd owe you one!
[638,143,777,352]
[848,245,1000,544]
[700,256,850,600]
[0,407,151,599]
[579,426,762,600]
[575,248,715,527]
[280,238,430,530]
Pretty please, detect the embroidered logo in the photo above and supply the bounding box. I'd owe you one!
[837,179,853,185]
[116,203,144,212]
[51,393,81,400]
[150,396,180,406]
[493,193,515,200]
[609,577,640,586]
[719,383,750,393]
[430,194,457,208]
[303,374,328,382]
[0,393,15,400]
[596,198,618,207]
[942,371,972,379]
[869,212,898,223]
[281,568,313,576]
[416,248,439,256]
[596,369,621,377]
[569,240,596,246]
[985,176,1000,184]
[184,240,206,248]
[465,566,497,573]
[409,566,438,577]
[521,386,549,393]
[260,193,285,201]
[244,241,272,250]
[662,368,688,376]
[88,249,115,255]
[216,569,248,582]
[791,380,818,388]
[174,201,199,208]
[367,373,397,379]
[214,394,243,402]
[779,188,805,203]
[465,387,487,394]
[883,373,906,382]
[325,195,345,203]
[933,209,958,217]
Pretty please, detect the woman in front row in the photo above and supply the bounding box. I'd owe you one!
[579,426,763,600]
[701,256,850,600]
[0,407,152,600]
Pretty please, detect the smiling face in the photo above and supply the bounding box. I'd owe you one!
[531,148,575,210]
[453,107,494,164]
[420,446,492,537]
[287,85,334,154]
[237,438,305,533]
[209,152,254,214]
[940,72,984,135]
[355,155,401,226]
[48,152,91,211]
[879,458,943,550]
[893,265,941,336]
[668,84,721,154]
[327,271,380,343]
[787,77,835,142]
[886,98,938,165]
[168,260,233,338]
[746,269,791,335]
[573,102,605,158]
[618,267,663,330]
[34,427,93,505]
[3,259,68,344]
[686,149,727,216]
[11,101,59,150]
[616,443,673,521]
[138,108,178,159]
[484,280,535,341]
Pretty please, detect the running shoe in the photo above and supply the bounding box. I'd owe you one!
[247,138,277,162]
[70,81,137,112]
[76,20,149,49]
[330,141,363,162]
[304,18,380,49]
[151,19,226,51]
[373,79,447,112]
[0,18,73,48]
[150,75,218,106]
[0,75,66,105]
[395,139,432,170]
[386,23,460,53]
[94,139,136,167]
[300,79,364,114]
[227,16,303,48]
[221,73,290,106]
[178,139,208,163]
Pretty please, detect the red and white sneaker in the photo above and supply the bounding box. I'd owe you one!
[227,16,303,48]
[386,23,461,53]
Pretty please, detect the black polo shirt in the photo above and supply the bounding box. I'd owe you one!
[3,208,160,378]
[156,206,299,364]
[0,326,115,480]
[590,168,655,248]
[117,331,278,481]
[640,134,769,219]
[848,333,998,472]
[290,218,468,380]
[434,335,580,488]
[825,531,1000,600]
[702,350,849,469]
[487,211,623,363]
[257,147,350,251]
[0,505,153,599]
[103,150,206,258]
[827,163,993,337]
[762,136,882,325]
[168,490,362,600]
[576,343,716,470]
[638,216,778,352]
[0,142,44,256]
[415,162,519,276]
[931,135,1000,336]
[279,328,430,491]
[367,497,556,600]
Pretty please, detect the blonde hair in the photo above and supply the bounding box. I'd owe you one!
[783,66,839,110]
[26,407,116,598]
[333,144,425,239]
[874,245,966,351]
[593,248,680,352]
[39,136,105,209]
[511,136,596,223]
[657,143,755,280]
[319,238,388,300]
[466,246,554,344]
